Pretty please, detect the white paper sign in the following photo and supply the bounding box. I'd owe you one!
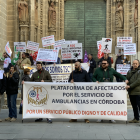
[102,38,112,53]
[116,64,131,75]
[36,49,58,62]
[5,42,12,57]
[14,42,26,52]
[42,35,55,47]
[115,47,124,55]
[26,41,39,52]
[124,43,136,55]
[61,43,82,60]
[23,82,127,121]
[65,40,78,44]
[117,37,132,47]
[0,70,4,79]
[54,39,66,50]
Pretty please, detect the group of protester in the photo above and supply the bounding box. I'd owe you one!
[0,51,139,125]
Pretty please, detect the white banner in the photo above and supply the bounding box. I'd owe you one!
[5,42,12,57]
[61,43,82,60]
[23,82,127,120]
[14,42,26,52]
[117,37,132,47]
[24,63,89,83]
[116,64,131,75]
[36,49,58,62]
[26,41,39,52]
[102,38,112,53]
[42,35,55,47]
[124,43,136,55]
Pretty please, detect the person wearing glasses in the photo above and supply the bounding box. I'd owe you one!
[92,59,128,123]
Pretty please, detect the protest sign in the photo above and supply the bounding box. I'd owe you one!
[65,40,78,44]
[23,82,127,121]
[124,43,136,55]
[42,35,55,47]
[116,64,131,75]
[24,63,89,83]
[36,49,58,62]
[54,39,65,50]
[97,40,104,59]
[26,41,39,52]
[115,47,124,55]
[102,38,112,53]
[14,42,26,52]
[0,70,4,79]
[117,37,132,47]
[5,42,12,57]
[61,43,82,60]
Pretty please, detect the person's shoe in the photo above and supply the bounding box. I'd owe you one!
[96,119,102,123]
[10,118,17,122]
[85,119,90,123]
[110,120,116,123]
[35,118,43,122]
[69,119,77,122]
[47,119,52,123]
[0,119,2,122]
[5,117,12,121]
[129,119,139,123]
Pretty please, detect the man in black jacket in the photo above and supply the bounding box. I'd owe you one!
[0,73,6,122]
[5,65,19,122]
[68,61,91,123]
[87,54,96,81]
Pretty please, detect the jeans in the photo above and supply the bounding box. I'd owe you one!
[19,69,24,88]
[88,73,93,82]
[7,94,17,118]
[129,95,140,120]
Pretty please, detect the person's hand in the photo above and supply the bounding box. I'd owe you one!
[3,73,6,77]
[18,60,21,63]
[96,81,99,83]
[98,65,100,67]
[125,80,129,84]
[22,64,25,66]
[126,85,130,90]
[9,74,12,78]
[41,80,44,82]
[87,62,90,67]
[123,63,126,65]
[53,63,56,66]
[71,79,74,83]
[22,81,24,85]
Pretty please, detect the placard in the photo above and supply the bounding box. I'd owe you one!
[61,43,82,60]
[115,47,124,55]
[36,49,58,62]
[65,40,78,44]
[102,38,112,53]
[26,41,39,52]
[116,64,131,75]
[124,43,136,55]
[14,42,26,52]
[117,37,132,47]
[54,39,66,50]
[42,35,55,47]
[5,42,12,57]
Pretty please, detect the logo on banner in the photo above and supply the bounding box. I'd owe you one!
[27,86,48,107]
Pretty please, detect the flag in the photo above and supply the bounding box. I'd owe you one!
[98,43,104,59]
[83,50,88,63]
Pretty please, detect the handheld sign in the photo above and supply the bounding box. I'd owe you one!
[14,42,26,52]
[117,37,132,47]
[116,64,131,75]
[42,35,55,47]
[61,43,82,60]
[5,42,12,57]
[26,41,39,52]
[54,39,65,50]
[102,38,112,53]
[124,43,136,55]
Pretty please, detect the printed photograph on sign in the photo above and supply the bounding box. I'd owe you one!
[61,43,82,60]
[42,35,55,47]
[117,37,132,47]
[115,47,124,55]
[124,43,136,55]
[102,38,112,53]
[14,42,26,52]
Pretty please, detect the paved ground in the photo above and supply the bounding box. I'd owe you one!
[0,109,140,140]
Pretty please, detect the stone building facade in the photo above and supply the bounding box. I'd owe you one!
[0,0,139,62]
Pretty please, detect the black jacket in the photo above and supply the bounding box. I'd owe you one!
[98,56,112,68]
[6,72,19,95]
[88,58,96,73]
[0,74,6,94]
[68,69,91,82]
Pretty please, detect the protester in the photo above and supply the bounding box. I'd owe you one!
[0,73,6,122]
[25,53,34,66]
[5,65,19,122]
[30,62,53,123]
[126,59,140,123]
[17,52,31,87]
[3,52,12,73]
[98,53,112,67]
[87,54,96,81]
[19,68,30,114]
[68,61,91,123]
[93,59,128,123]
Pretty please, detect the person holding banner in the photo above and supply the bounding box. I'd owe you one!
[126,60,140,123]
[68,61,91,123]
[30,62,53,123]
[93,59,128,123]
[3,52,12,74]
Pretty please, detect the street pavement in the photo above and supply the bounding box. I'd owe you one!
[0,109,140,140]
